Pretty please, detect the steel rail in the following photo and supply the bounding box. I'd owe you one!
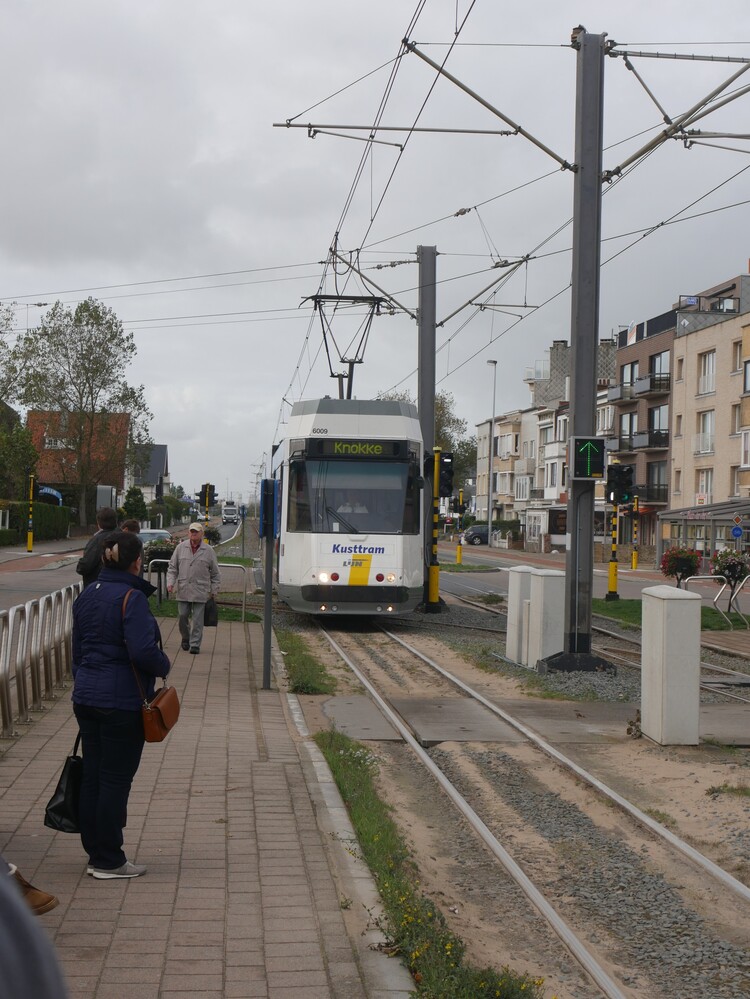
[383,628,750,906]
[321,627,628,999]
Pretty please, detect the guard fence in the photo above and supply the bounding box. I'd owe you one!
[0,582,81,740]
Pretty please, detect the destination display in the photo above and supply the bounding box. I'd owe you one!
[305,438,410,459]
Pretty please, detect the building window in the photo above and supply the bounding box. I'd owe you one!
[621,360,638,385]
[650,350,670,375]
[649,404,669,431]
[732,403,742,435]
[674,469,681,494]
[694,410,715,454]
[696,468,713,503]
[548,463,557,488]
[698,351,716,395]
[742,430,750,469]
[515,476,530,501]
[730,466,740,497]
[745,360,750,393]
[733,340,743,372]
[619,411,637,443]
[675,414,683,437]
[676,357,684,381]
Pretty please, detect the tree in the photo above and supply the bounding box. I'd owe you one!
[378,389,477,487]
[0,423,38,500]
[1,298,152,526]
[123,486,149,522]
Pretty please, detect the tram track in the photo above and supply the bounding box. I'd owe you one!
[316,622,750,999]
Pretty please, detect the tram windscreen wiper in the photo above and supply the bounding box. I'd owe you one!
[327,506,358,533]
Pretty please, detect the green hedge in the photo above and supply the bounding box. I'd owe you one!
[2,501,71,541]
[0,528,16,547]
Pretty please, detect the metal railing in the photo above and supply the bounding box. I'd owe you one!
[147,560,249,623]
[0,582,81,739]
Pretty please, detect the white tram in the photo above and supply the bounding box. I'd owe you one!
[273,398,424,615]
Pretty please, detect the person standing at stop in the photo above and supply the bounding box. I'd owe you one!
[166,523,220,654]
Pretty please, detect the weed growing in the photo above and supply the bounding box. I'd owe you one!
[706,782,750,799]
[314,728,545,999]
[276,628,336,695]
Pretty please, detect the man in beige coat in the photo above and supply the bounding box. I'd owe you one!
[166,524,221,654]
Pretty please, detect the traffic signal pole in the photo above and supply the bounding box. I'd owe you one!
[605,502,620,600]
[631,496,639,569]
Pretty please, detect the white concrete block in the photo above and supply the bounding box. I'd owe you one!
[527,569,565,668]
[641,584,701,746]
[506,565,534,664]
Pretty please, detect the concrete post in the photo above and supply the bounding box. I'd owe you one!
[527,569,566,669]
[506,565,533,664]
[641,585,702,745]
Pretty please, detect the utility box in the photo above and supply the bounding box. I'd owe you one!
[527,569,565,669]
[641,585,701,746]
[506,565,533,665]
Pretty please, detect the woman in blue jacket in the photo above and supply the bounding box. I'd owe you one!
[72,531,171,880]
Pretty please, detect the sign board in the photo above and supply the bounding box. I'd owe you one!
[731,525,744,539]
[569,437,605,480]
[733,514,743,525]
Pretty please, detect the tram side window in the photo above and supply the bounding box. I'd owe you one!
[402,467,420,535]
[287,461,312,532]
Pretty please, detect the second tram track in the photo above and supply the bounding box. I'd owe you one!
[315,621,750,999]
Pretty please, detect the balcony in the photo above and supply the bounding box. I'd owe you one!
[634,372,671,397]
[529,488,545,501]
[641,483,669,504]
[692,433,715,456]
[609,436,636,453]
[632,429,669,450]
[607,383,634,403]
[514,457,536,475]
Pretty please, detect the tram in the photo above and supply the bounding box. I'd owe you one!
[272,397,424,615]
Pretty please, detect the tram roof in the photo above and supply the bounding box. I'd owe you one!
[290,398,419,419]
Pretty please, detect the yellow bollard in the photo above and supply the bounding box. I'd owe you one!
[456,540,463,565]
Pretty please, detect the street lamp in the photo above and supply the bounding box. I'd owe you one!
[487,360,497,540]
[25,302,48,331]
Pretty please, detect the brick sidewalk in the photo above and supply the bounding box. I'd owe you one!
[0,619,411,998]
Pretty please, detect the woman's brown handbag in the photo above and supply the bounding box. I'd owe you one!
[123,589,180,742]
[141,684,180,742]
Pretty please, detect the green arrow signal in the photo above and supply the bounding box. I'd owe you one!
[578,440,600,476]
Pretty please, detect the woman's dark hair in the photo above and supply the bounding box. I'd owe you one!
[100,530,143,572]
[120,519,141,533]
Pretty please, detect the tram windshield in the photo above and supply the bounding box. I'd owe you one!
[287,459,420,535]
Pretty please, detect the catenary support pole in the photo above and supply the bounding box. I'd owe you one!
[544,28,610,672]
[418,245,437,607]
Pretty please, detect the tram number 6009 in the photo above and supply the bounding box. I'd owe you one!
[311,427,328,435]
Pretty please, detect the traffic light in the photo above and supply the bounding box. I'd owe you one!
[439,453,454,497]
[619,465,634,504]
[606,464,635,504]
[207,484,217,507]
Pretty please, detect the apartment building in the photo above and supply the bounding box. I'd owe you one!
[659,270,750,560]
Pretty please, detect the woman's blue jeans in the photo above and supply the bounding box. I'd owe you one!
[73,704,145,870]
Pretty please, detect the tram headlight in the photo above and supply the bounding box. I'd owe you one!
[318,572,329,583]
[386,572,396,583]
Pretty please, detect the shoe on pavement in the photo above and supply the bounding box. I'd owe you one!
[12,868,60,915]
[190,646,200,654]
[181,640,189,651]
[91,861,147,880]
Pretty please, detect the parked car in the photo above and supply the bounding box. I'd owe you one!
[138,529,173,546]
[462,524,489,546]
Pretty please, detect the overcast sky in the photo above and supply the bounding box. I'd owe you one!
[2,1,749,503]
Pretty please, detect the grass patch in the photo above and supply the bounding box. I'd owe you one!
[644,808,678,830]
[314,728,545,999]
[706,782,750,799]
[592,597,748,632]
[275,628,336,695]
[148,595,260,624]
[476,593,504,606]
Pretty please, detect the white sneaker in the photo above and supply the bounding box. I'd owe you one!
[91,861,147,880]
